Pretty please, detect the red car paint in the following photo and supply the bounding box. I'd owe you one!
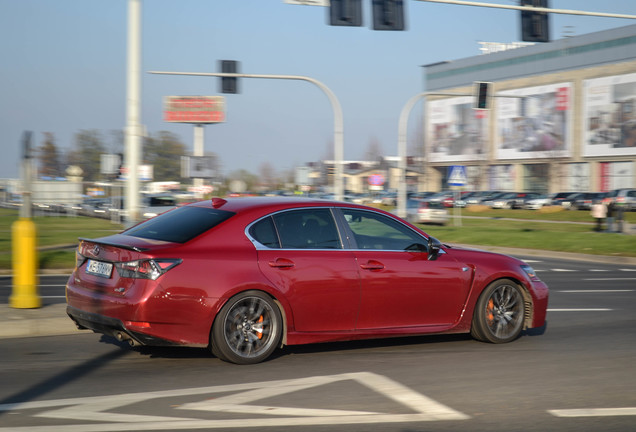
[66,197,548,363]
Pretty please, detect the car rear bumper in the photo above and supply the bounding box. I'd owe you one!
[66,305,178,347]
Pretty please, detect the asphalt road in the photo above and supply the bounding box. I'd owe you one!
[0,255,635,431]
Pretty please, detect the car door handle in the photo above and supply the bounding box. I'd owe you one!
[360,260,385,271]
[269,258,295,269]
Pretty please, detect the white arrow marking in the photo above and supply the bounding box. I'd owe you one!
[0,372,468,431]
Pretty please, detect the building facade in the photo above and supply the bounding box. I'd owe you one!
[423,23,636,193]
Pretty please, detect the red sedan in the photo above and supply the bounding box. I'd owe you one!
[66,197,549,364]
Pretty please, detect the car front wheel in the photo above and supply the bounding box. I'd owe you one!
[471,279,525,344]
[211,290,282,364]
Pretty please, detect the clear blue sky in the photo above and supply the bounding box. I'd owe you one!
[2,0,635,180]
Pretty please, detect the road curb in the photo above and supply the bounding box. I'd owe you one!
[0,303,78,339]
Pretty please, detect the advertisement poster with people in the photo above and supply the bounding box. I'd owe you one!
[496,83,572,160]
[427,96,488,163]
[583,72,636,156]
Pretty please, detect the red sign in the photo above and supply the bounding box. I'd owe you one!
[368,174,385,186]
[556,87,569,111]
[164,96,226,124]
[474,109,487,119]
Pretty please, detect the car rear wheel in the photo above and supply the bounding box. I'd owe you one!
[471,279,525,344]
[211,291,282,364]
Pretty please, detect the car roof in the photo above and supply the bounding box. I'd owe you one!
[187,196,378,215]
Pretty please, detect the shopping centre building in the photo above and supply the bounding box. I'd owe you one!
[422,23,636,193]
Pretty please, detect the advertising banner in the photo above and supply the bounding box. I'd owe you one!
[496,83,571,160]
[427,97,488,163]
[583,72,636,156]
[164,96,226,124]
[565,163,591,192]
[489,165,515,191]
[598,161,634,191]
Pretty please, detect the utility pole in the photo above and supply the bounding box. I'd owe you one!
[125,0,142,224]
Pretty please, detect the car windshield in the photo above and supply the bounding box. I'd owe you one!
[123,206,235,243]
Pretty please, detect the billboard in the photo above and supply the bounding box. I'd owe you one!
[583,72,636,156]
[427,96,488,163]
[181,156,216,179]
[164,96,226,124]
[496,83,571,160]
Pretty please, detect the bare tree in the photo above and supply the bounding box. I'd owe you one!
[38,132,62,178]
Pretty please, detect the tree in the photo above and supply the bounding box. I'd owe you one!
[67,130,106,182]
[38,132,62,178]
[364,137,383,162]
[143,131,188,182]
[226,169,258,193]
[258,162,277,191]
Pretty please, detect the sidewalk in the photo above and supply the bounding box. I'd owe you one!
[2,245,636,340]
[0,302,76,339]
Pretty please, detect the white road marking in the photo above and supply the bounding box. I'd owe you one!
[0,372,469,431]
[549,407,636,417]
[551,268,576,272]
[584,278,636,281]
[547,308,612,312]
[558,290,633,293]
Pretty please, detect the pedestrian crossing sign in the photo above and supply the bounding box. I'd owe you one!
[448,165,467,187]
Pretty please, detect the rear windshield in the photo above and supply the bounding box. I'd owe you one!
[123,206,235,243]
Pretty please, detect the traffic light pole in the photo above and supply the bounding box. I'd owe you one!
[415,0,636,20]
[397,90,527,218]
[149,70,345,201]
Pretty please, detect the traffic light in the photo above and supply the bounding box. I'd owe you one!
[521,0,549,43]
[219,60,239,94]
[21,131,33,159]
[329,0,362,27]
[372,0,405,31]
[474,82,491,110]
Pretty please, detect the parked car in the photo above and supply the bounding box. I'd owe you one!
[66,197,549,364]
[571,192,606,211]
[604,188,636,211]
[425,191,455,207]
[481,192,513,208]
[463,191,505,206]
[523,194,554,210]
[490,192,541,209]
[454,191,481,208]
[551,192,579,209]
[403,199,449,225]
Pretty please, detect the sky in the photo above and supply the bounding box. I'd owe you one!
[2,0,636,180]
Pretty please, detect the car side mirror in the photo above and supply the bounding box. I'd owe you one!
[427,236,441,261]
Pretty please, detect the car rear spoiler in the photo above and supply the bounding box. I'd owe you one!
[78,237,149,252]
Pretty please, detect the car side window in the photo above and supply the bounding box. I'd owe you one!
[272,209,342,249]
[341,209,427,251]
[249,216,281,248]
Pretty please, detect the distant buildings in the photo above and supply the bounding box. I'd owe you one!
[423,23,636,193]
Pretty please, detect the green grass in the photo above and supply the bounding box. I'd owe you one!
[422,218,636,257]
[0,209,123,270]
[1,205,635,270]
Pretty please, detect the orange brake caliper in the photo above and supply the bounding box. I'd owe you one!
[487,299,495,323]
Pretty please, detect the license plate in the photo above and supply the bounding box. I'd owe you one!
[86,259,113,278]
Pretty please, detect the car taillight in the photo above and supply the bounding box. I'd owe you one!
[115,259,182,280]
[75,250,86,269]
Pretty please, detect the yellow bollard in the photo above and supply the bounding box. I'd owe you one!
[10,218,41,309]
